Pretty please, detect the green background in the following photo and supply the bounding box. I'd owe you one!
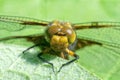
[0,0,120,80]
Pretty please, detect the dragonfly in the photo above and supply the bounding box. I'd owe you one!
[0,15,120,72]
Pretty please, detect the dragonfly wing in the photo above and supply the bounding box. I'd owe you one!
[74,38,120,51]
[0,35,43,43]
[72,21,120,30]
[74,39,102,50]
[0,15,49,31]
[0,35,49,47]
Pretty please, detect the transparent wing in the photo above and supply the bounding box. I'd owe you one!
[72,21,120,30]
[0,15,49,31]
[0,35,44,43]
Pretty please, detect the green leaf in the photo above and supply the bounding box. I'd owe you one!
[0,0,120,80]
[0,43,100,80]
[76,28,120,80]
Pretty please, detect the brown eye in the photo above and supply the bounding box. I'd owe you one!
[62,27,72,36]
[48,26,61,37]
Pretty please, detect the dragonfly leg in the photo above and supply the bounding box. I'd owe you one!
[37,52,55,72]
[23,44,39,54]
[58,49,79,72]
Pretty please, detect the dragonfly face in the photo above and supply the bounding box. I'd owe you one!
[46,20,76,52]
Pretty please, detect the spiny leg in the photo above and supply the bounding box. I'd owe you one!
[58,49,79,72]
[58,39,102,72]
[22,44,40,54]
[37,52,55,72]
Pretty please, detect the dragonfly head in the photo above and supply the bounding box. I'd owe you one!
[45,20,76,52]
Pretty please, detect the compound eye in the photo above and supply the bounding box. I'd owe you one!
[62,27,76,43]
[62,27,72,36]
[67,29,76,43]
[48,26,61,37]
[66,28,73,36]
